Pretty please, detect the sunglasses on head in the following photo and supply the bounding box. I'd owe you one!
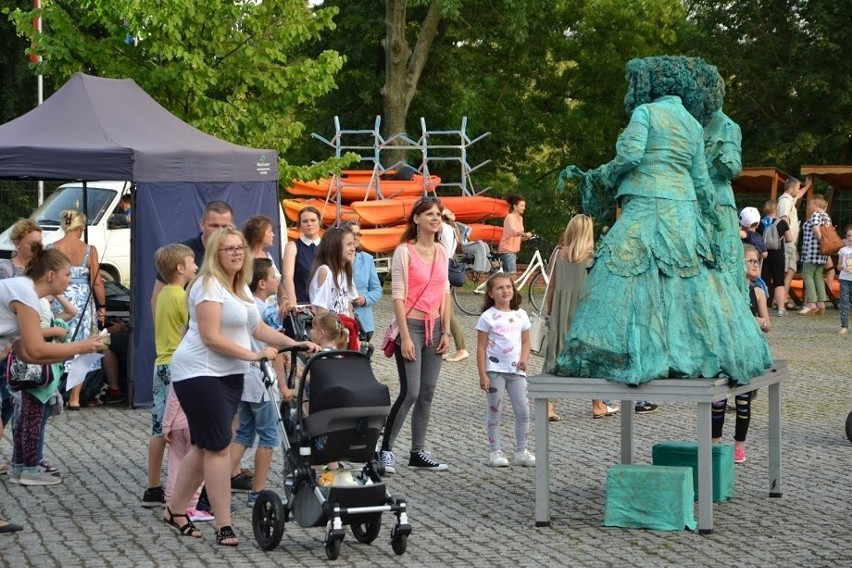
[415,195,441,208]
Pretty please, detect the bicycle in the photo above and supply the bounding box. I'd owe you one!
[451,237,550,316]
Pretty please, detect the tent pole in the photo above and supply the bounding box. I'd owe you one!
[82,180,89,244]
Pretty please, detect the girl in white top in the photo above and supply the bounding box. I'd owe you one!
[475,273,535,468]
[308,226,358,317]
[165,226,318,548]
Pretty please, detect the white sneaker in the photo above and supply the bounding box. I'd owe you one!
[380,450,396,475]
[488,451,510,467]
[514,450,536,467]
[20,470,62,486]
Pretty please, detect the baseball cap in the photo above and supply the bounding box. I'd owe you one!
[739,207,761,228]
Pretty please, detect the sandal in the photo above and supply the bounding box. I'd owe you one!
[216,525,239,547]
[548,414,563,422]
[163,507,202,538]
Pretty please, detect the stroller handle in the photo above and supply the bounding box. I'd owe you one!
[276,344,312,356]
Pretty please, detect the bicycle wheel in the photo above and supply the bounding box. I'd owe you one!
[528,271,547,315]
[452,270,488,316]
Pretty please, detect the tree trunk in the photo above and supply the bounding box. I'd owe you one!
[382,0,443,166]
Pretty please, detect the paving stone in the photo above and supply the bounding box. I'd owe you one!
[1,297,851,565]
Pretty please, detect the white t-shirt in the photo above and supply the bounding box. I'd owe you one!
[309,265,358,316]
[242,297,276,403]
[441,222,458,255]
[0,277,40,350]
[170,277,260,382]
[776,193,799,240]
[839,245,852,282]
[475,306,532,376]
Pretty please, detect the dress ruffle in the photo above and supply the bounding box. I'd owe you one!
[554,195,772,385]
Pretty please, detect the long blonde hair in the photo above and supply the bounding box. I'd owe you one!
[193,225,254,301]
[559,214,595,263]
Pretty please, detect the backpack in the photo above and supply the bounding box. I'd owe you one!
[763,220,782,251]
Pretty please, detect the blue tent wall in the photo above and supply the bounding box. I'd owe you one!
[131,181,281,408]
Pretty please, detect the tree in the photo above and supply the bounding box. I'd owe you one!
[4,0,351,181]
[687,0,852,170]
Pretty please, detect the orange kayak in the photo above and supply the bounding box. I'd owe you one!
[468,223,503,243]
[355,223,503,254]
[350,196,509,226]
[287,174,440,201]
[358,226,405,254]
[282,198,358,225]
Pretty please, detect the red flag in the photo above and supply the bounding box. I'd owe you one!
[29,0,41,63]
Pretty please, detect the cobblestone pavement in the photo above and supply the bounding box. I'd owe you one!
[2,295,851,567]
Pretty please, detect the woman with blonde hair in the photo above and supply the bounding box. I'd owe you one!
[799,194,833,315]
[163,225,317,547]
[541,214,617,419]
[48,210,114,408]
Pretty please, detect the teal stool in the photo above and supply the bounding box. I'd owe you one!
[652,441,735,502]
[604,464,697,531]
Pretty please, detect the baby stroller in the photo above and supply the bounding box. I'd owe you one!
[252,345,412,560]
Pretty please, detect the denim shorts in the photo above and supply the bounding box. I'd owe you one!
[151,364,171,437]
[500,252,517,273]
[234,399,280,448]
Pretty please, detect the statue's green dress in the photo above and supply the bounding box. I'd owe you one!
[553,95,772,385]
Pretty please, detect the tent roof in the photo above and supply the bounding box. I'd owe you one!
[731,167,790,196]
[800,165,852,190]
[0,73,277,182]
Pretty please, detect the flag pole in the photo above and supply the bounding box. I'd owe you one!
[34,0,44,205]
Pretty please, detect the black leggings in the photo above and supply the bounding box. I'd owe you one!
[711,391,753,442]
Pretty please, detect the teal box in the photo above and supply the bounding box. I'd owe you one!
[652,440,735,502]
[604,464,696,531]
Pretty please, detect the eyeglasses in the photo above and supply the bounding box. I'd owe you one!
[352,232,363,237]
[219,245,246,255]
[745,259,760,265]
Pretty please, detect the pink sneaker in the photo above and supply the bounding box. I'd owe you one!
[734,446,746,464]
[187,508,215,522]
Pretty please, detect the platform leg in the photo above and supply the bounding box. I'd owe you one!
[697,401,713,533]
[620,400,634,464]
[534,397,550,526]
[768,382,782,497]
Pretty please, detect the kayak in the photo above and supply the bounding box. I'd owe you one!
[282,198,358,225]
[286,173,440,201]
[350,196,509,226]
[357,223,503,254]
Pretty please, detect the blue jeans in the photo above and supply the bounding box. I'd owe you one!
[840,279,852,329]
[234,400,280,448]
[499,252,517,273]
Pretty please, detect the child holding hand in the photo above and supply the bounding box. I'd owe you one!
[475,273,535,468]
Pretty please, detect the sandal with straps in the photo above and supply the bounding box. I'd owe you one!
[163,507,202,538]
[216,525,239,547]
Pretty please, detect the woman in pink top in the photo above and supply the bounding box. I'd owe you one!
[380,197,452,473]
[497,195,533,274]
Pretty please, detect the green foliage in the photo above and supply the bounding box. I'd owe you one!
[688,0,852,171]
[4,0,353,183]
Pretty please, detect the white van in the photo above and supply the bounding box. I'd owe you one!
[0,181,132,285]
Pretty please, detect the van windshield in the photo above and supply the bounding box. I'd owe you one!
[34,186,118,226]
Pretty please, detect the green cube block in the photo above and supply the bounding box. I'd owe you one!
[604,464,696,531]
[652,440,735,502]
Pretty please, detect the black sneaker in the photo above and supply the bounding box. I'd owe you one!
[230,473,253,492]
[141,486,165,508]
[103,389,126,404]
[634,402,659,414]
[408,450,448,471]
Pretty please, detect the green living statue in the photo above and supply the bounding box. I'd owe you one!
[554,56,772,386]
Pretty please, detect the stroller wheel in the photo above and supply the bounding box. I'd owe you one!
[252,490,286,551]
[350,514,382,544]
[391,531,408,556]
[846,411,852,443]
[324,533,342,560]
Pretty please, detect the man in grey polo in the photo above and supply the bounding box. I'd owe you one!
[776,176,812,311]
